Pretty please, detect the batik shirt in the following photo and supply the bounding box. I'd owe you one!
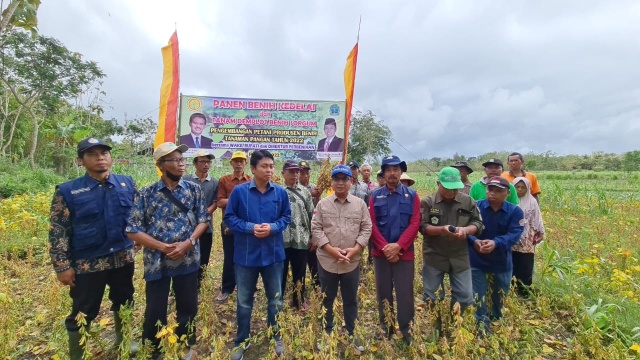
[283,184,314,250]
[126,178,210,281]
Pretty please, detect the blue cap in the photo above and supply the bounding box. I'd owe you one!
[331,164,353,177]
[381,155,407,172]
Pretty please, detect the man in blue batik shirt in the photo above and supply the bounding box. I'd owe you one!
[226,149,292,360]
[127,142,210,360]
[467,176,524,335]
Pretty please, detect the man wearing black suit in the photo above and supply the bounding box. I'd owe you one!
[180,113,213,149]
[317,118,344,152]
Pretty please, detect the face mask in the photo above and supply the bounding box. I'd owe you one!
[164,170,182,182]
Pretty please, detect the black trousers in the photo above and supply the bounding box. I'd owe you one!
[65,263,135,331]
[142,271,198,348]
[198,232,213,289]
[512,251,535,296]
[307,249,320,288]
[282,248,308,307]
[220,224,236,294]
[318,264,360,335]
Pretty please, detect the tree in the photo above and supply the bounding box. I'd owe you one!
[622,150,640,172]
[0,0,40,36]
[346,110,392,164]
[0,31,105,169]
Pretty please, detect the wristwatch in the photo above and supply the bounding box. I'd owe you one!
[189,237,197,246]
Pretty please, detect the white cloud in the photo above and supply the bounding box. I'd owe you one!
[37,0,640,159]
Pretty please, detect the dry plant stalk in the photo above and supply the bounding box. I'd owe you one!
[316,156,337,193]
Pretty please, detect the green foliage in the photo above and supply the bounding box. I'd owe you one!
[346,110,392,164]
[0,0,40,37]
[0,158,64,197]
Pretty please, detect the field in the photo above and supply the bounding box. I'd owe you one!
[0,162,639,359]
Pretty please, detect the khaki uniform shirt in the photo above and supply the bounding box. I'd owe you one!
[311,193,372,274]
[460,181,472,195]
[420,192,483,272]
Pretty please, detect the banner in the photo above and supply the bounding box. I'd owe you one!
[178,96,346,161]
[154,32,180,150]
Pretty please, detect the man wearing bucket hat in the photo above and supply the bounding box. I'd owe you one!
[49,137,137,359]
[215,151,252,303]
[311,164,372,352]
[183,149,219,290]
[400,173,415,187]
[469,158,519,204]
[468,176,524,336]
[451,161,473,195]
[420,167,483,340]
[127,142,210,359]
[369,155,421,344]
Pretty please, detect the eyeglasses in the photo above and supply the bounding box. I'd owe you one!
[162,158,185,164]
[196,160,212,165]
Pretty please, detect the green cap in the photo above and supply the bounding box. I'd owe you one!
[438,167,464,190]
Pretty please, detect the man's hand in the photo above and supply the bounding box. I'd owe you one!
[311,187,322,198]
[473,240,483,254]
[533,232,544,245]
[309,240,317,252]
[388,254,400,263]
[324,244,350,262]
[57,268,76,287]
[161,243,177,254]
[381,243,402,261]
[253,223,271,239]
[167,240,191,260]
[207,204,216,214]
[478,240,496,253]
[453,227,467,240]
[343,244,362,261]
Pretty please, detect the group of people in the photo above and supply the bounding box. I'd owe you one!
[49,137,544,360]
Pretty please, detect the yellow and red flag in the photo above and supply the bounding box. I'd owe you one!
[154,31,180,151]
[342,42,358,163]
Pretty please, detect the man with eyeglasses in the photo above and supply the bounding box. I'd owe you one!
[127,142,210,360]
[183,149,219,290]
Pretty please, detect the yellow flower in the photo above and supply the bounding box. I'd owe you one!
[168,334,177,344]
[618,249,633,257]
[584,257,599,264]
[156,328,167,338]
[630,343,640,354]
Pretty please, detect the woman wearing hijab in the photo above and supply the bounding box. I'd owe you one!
[512,177,545,297]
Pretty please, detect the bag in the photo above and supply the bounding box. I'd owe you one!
[160,187,197,227]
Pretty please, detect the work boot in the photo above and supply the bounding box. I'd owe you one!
[67,330,84,360]
[113,312,139,356]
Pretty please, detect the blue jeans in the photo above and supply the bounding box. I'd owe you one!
[234,262,284,346]
[422,264,473,311]
[471,268,511,329]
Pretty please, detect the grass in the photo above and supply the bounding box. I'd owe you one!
[0,165,639,359]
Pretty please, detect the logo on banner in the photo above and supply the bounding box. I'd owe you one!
[329,104,340,116]
[187,98,202,111]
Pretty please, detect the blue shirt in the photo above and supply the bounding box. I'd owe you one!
[224,179,291,267]
[126,179,210,281]
[467,199,524,273]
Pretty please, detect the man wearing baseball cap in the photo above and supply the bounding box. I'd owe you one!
[183,149,219,290]
[420,167,483,340]
[469,158,519,204]
[451,161,474,195]
[49,137,137,359]
[311,164,372,352]
[467,176,524,336]
[281,160,314,311]
[127,142,210,359]
[298,160,322,289]
[215,151,252,303]
[369,155,420,344]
